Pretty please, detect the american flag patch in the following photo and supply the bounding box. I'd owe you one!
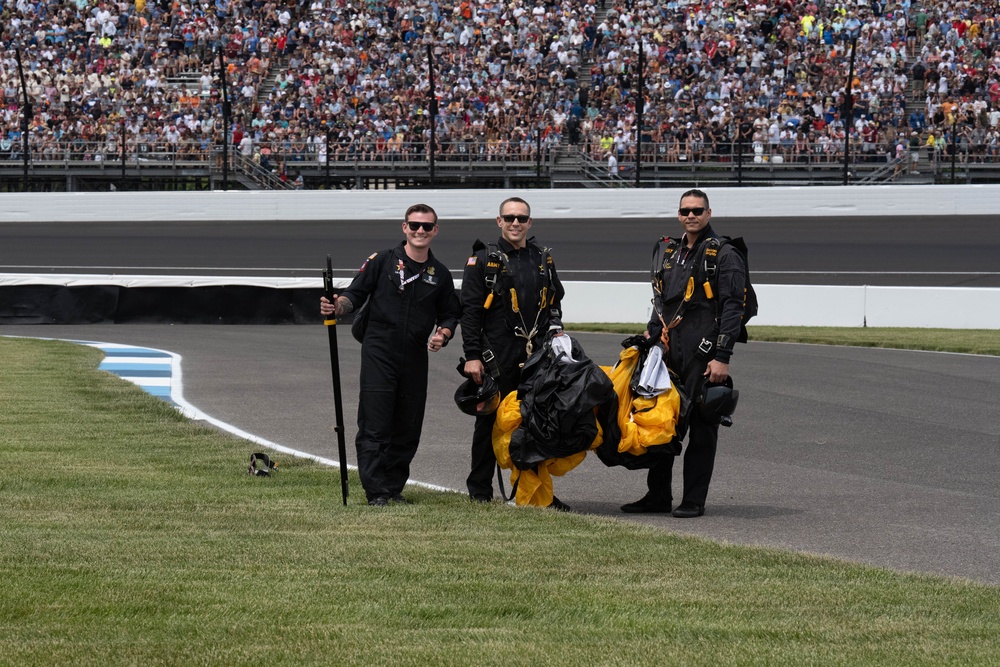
[467,256,477,266]
[359,251,378,271]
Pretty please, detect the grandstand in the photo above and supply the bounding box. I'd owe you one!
[2,0,999,190]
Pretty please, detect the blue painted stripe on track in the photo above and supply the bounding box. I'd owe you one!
[100,349,172,358]
[98,364,172,375]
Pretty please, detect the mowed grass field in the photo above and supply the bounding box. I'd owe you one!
[2,333,998,666]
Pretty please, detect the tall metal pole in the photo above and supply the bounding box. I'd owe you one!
[842,34,858,186]
[217,49,231,190]
[120,113,127,189]
[951,116,957,184]
[737,117,744,187]
[536,123,542,184]
[635,40,644,188]
[15,46,32,192]
[426,43,436,186]
[325,127,332,189]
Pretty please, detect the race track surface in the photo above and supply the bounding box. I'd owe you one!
[10,324,999,586]
[3,215,1000,286]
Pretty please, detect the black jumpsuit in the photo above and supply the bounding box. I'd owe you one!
[646,225,746,507]
[341,242,461,502]
[460,237,564,500]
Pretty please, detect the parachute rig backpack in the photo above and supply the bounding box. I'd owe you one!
[652,235,757,343]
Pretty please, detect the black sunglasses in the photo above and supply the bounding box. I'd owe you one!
[500,214,530,224]
[678,207,706,217]
[406,221,437,232]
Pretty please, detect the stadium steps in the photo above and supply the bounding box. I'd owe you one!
[257,56,291,103]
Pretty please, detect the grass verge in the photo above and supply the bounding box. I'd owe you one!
[565,324,1000,357]
[1,337,998,666]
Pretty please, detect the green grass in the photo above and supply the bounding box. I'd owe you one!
[1,337,998,666]
[565,324,1000,357]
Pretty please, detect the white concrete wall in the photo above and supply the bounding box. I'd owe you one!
[2,184,1000,222]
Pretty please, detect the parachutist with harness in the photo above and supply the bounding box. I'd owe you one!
[460,197,566,503]
[621,189,750,518]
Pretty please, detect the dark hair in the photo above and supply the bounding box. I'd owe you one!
[499,196,531,217]
[679,188,710,208]
[405,203,438,223]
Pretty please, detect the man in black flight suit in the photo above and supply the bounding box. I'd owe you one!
[320,203,461,506]
[622,188,746,518]
[460,196,565,503]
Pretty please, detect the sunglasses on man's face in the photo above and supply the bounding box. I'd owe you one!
[406,221,437,232]
[678,207,706,217]
[500,214,530,224]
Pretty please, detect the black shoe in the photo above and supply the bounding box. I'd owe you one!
[548,496,571,512]
[470,495,492,504]
[620,495,672,514]
[389,494,410,504]
[368,496,389,507]
[671,502,705,518]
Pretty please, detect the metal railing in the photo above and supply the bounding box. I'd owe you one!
[2,137,996,188]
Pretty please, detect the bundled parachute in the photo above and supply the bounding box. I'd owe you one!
[492,335,618,507]
[491,334,687,506]
[595,337,686,469]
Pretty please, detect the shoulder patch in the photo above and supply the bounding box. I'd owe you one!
[359,251,378,272]
[467,256,478,266]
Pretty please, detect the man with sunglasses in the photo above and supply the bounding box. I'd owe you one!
[320,203,461,507]
[460,196,565,504]
[621,188,746,518]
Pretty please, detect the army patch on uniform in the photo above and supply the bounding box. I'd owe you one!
[467,256,477,266]
[359,252,378,271]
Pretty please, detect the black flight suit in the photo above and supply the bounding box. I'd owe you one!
[460,237,565,500]
[341,242,461,502]
[646,225,746,508]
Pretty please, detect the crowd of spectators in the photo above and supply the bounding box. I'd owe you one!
[2,0,1000,181]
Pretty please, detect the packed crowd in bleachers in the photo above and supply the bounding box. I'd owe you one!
[2,0,999,180]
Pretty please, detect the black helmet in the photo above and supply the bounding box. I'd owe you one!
[698,376,739,426]
[454,375,502,416]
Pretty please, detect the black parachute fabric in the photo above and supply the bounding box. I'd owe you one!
[508,334,621,471]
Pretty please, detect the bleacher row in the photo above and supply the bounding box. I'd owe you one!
[2,0,999,182]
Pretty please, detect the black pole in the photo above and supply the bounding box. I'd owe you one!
[323,255,350,506]
[218,49,231,190]
[536,124,542,183]
[120,115,127,189]
[635,42,644,188]
[737,118,744,187]
[951,117,957,184]
[325,127,332,189]
[842,34,858,186]
[15,47,32,192]
[426,43,436,185]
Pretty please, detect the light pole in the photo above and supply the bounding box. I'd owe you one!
[15,45,32,192]
[842,34,858,186]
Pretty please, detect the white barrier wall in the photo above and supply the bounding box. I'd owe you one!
[560,283,1000,329]
[3,184,1000,222]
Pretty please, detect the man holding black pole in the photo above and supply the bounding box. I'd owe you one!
[622,189,746,518]
[460,196,565,504]
[320,204,460,506]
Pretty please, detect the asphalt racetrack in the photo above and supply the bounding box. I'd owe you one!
[11,324,1000,587]
[3,214,1000,286]
[4,213,1000,585]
